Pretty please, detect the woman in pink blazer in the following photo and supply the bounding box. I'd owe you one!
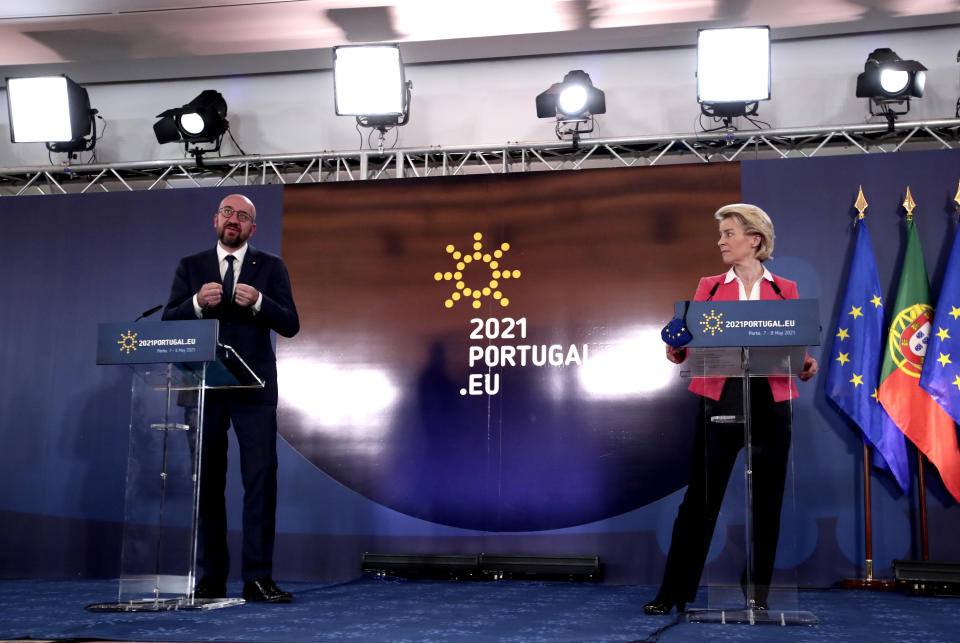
[644,204,818,616]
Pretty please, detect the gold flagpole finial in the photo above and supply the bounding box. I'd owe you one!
[903,186,916,221]
[854,185,868,220]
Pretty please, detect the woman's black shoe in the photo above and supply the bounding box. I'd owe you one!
[643,598,686,615]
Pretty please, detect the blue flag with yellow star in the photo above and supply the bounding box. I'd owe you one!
[920,225,960,425]
[826,222,910,492]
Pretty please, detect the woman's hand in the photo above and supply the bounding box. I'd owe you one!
[798,355,818,382]
[665,344,688,364]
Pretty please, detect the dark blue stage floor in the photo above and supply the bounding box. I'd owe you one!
[0,577,955,642]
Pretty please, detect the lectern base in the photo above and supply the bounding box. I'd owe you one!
[86,597,245,612]
[687,607,819,626]
[180,597,246,610]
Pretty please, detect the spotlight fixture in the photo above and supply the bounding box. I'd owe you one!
[153,90,230,162]
[697,26,771,129]
[6,75,99,157]
[333,44,412,150]
[856,48,926,130]
[535,70,606,147]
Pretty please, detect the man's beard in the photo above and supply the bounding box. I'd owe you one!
[218,225,244,248]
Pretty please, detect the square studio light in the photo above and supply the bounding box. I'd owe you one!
[697,26,771,104]
[6,75,91,143]
[334,44,406,116]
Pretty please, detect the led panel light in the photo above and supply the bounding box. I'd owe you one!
[334,44,406,116]
[6,75,90,143]
[697,26,771,104]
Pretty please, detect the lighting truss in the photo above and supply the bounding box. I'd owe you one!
[1,118,959,196]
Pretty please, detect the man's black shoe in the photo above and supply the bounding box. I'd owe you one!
[243,577,292,603]
[643,598,685,615]
[194,577,227,599]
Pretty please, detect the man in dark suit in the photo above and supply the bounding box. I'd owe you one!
[163,193,299,603]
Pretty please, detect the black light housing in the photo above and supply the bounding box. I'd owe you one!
[536,70,606,120]
[6,75,98,156]
[856,48,926,130]
[536,70,605,148]
[153,90,229,156]
[856,48,926,101]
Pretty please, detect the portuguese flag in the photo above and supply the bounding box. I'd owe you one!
[878,218,960,502]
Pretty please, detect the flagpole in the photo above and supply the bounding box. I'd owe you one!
[856,188,878,581]
[901,187,931,562]
[841,441,893,589]
[862,444,875,577]
[917,451,930,560]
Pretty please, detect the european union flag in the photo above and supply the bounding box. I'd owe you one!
[920,225,960,424]
[826,221,910,492]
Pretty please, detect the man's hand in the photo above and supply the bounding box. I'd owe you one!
[234,283,259,307]
[198,282,223,308]
[665,344,688,364]
[799,355,819,382]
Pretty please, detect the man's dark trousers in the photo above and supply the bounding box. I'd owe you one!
[198,397,278,582]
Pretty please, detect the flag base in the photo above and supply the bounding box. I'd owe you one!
[839,578,894,590]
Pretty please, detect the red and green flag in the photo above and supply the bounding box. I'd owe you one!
[878,213,960,502]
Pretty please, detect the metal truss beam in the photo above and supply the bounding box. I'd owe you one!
[1,119,958,196]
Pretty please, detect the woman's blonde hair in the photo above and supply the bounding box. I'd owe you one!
[714,203,775,262]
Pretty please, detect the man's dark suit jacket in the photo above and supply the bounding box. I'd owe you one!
[162,245,299,405]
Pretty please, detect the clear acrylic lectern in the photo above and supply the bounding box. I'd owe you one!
[676,299,820,627]
[90,320,263,612]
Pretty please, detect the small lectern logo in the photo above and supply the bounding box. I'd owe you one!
[433,232,521,309]
[118,330,138,354]
[700,310,724,336]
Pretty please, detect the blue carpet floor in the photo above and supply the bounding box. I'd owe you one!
[0,577,955,642]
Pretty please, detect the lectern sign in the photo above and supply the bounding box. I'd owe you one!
[96,320,218,365]
[675,299,820,347]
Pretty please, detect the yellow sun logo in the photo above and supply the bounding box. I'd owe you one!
[700,310,724,336]
[434,232,521,310]
[117,330,138,354]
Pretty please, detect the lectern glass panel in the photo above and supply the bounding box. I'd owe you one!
[117,363,204,606]
[682,347,817,626]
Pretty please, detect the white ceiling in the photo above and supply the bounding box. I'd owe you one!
[1,0,959,82]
